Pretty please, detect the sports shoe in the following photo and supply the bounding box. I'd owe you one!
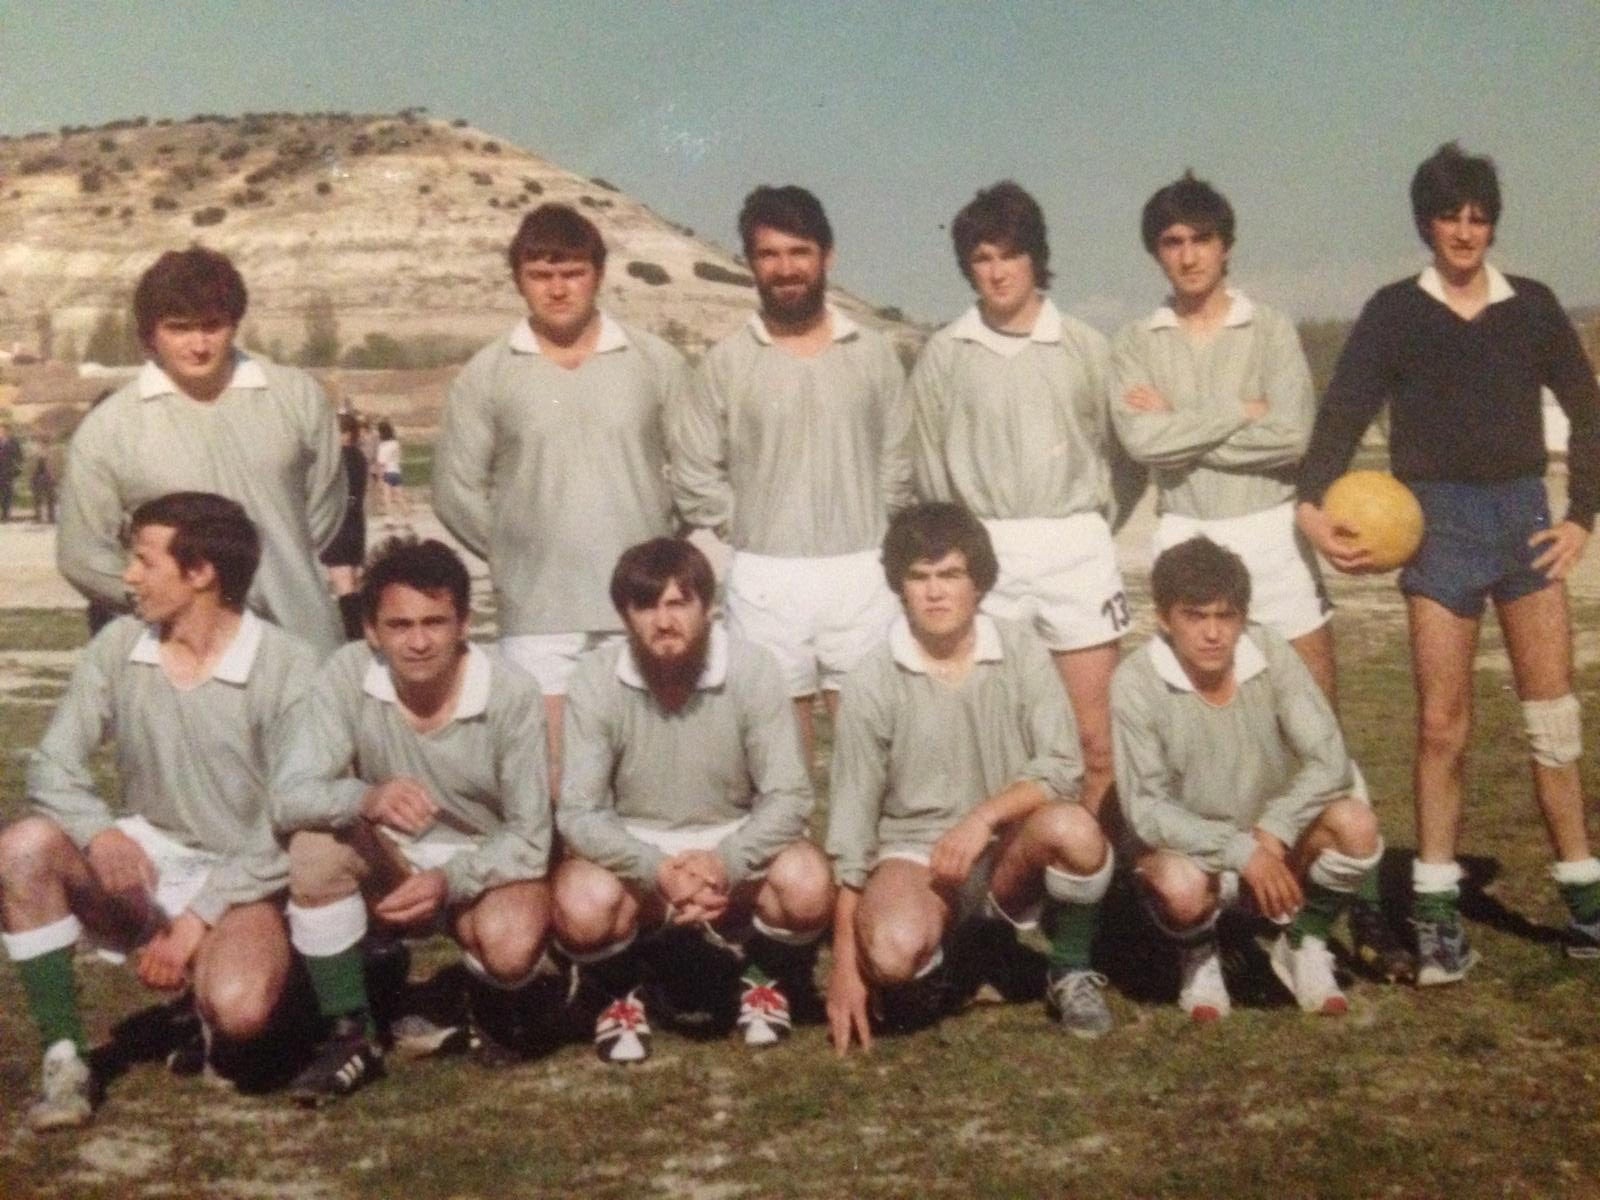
[1413,918,1480,987]
[27,1040,95,1133]
[289,1017,384,1106]
[873,963,955,1035]
[1177,940,1231,1023]
[1562,914,1600,960]
[594,989,651,1064]
[1044,969,1113,1038]
[1349,901,1417,983]
[1270,934,1349,1016]
[389,1013,469,1062]
[735,975,792,1047]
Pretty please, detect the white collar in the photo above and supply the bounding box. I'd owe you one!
[1417,264,1515,307]
[949,294,1063,358]
[1145,288,1255,331]
[1148,628,1267,694]
[616,622,730,691]
[888,612,1004,674]
[746,304,859,346]
[507,311,630,356]
[128,609,265,685]
[138,353,266,400]
[363,641,492,722]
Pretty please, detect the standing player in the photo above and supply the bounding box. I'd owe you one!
[57,248,346,656]
[1111,171,1408,981]
[435,204,688,789]
[1,493,315,1131]
[1113,537,1382,1019]
[1297,143,1600,984]
[909,181,1134,813]
[670,185,913,761]
[555,538,832,1063]
[826,503,1114,1053]
[273,539,553,1100]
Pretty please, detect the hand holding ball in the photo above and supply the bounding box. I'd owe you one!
[1321,471,1424,572]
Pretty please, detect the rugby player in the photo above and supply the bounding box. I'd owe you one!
[908,181,1136,814]
[434,203,689,790]
[1297,143,1600,984]
[273,538,553,1100]
[1111,170,1410,981]
[826,503,1113,1053]
[1,493,316,1130]
[57,247,346,656]
[554,538,831,1063]
[1113,537,1382,1019]
[670,185,913,762]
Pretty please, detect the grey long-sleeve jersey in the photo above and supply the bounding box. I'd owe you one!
[557,627,814,888]
[272,642,551,904]
[28,613,317,924]
[1112,623,1351,872]
[57,357,345,655]
[1110,293,1314,520]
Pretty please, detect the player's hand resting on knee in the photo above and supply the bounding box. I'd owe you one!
[1241,830,1302,921]
[930,813,993,889]
[137,911,207,991]
[374,868,448,926]
[361,778,439,835]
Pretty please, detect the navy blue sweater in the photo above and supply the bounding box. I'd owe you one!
[1298,274,1600,528]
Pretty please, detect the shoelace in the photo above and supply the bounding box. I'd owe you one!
[599,997,646,1032]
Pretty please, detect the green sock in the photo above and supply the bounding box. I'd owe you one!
[741,962,773,986]
[303,947,374,1037]
[1559,878,1600,925]
[18,946,87,1053]
[1043,900,1098,973]
[1289,883,1345,947]
[1355,862,1382,907]
[1413,887,1460,925]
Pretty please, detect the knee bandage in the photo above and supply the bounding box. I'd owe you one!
[1309,841,1383,894]
[1524,694,1582,767]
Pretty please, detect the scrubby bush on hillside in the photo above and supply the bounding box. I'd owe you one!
[522,179,542,195]
[626,261,671,286]
[297,294,340,367]
[470,170,493,186]
[84,308,142,365]
[151,195,179,211]
[78,169,106,194]
[876,305,905,322]
[192,206,227,226]
[219,141,250,162]
[578,195,613,209]
[339,331,479,370]
[316,181,332,195]
[692,261,755,288]
[591,177,619,192]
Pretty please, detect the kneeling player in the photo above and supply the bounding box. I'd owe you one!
[826,502,1113,1054]
[1113,537,1382,1019]
[273,538,553,1101]
[555,538,833,1063]
[1,493,315,1131]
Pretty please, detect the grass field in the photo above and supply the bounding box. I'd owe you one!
[3,580,1600,1199]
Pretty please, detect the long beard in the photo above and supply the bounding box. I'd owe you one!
[629,625,711,713]
[757,275,827,325]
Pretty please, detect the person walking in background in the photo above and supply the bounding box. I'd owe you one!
[0,422,21,522]
[374,420,409,525]
[320,414,368,639]
[31,436,62,525]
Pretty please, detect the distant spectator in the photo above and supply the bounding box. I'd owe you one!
[31,438,63,524]
[319,414,368,638]
[374,420,409,523]
[0,423,21,522]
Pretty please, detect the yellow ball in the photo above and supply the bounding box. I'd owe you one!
[1322,470,1424,572]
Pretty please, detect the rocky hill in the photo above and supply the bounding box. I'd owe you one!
[0,110,922,368]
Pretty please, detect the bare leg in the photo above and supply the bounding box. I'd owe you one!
[1407,596,1481,864]
[453,879,552,983]
[1497,584,1591,860]
[1052,642,1119,816]
[988,803,1107,917]
[749,841,835,936]
[793,695,818,773]
[544,694,565,803]
[193,902,292,1041]
[550,858,646,955]
[1134,849,1220,934]
[853,859,953,987]
[1290,623,1339,710]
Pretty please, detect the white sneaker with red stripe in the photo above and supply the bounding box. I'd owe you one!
[736,974,792,1047]
[594,988,651,1064]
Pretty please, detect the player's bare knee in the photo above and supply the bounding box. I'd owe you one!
[199,972,277,1041]
[551,863,629,949]
[1416,703,1470,763]
[1524,694,1582,768]
[763,844,834,929]
[1140,856,1214,930]
[1028,802,1106,874]
[1322,797,1380,857]
[857,914,937,986]
[0,816,71,889]
[286,830,363,906]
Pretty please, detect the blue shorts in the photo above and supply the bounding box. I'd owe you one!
[1398,477,1552,617]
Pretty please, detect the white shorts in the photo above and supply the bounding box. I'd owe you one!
[624,818,745,857]
[981,515,1130,651]
[500,631,625,696]
[725,548,897,696]
[1153,502,1331,640]
[92,816,223,959]
[378,827,474,874]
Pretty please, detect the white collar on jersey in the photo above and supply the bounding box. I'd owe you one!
[363,640,493,721]
[616,621,731,691]
[507,310,630,356]
[949,294,1063,358]
[1416,263,1515,307]
[128,608,265,686]
[889,612,1004,674]
[746,303,859,346]
[1149,627,1268,694]
[138,353,267,400]
[1144,288,1255,332]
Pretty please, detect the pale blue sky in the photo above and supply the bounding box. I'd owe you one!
[3,1,1596,329]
